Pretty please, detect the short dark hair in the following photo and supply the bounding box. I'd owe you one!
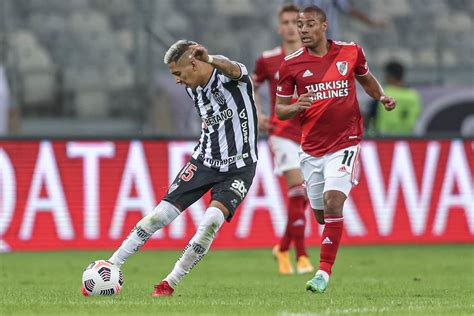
[163,39,197,64]
[278,4,300,18]
[301,5,327,22]
[385,61,404,81]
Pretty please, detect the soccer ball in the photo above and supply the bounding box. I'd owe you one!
[82,260,123,296]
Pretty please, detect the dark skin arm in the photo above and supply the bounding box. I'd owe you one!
[356,72,396,111]
[275,92,314,120]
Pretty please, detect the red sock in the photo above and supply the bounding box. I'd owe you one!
[287,185,308,258]
[280,184,307,253]
[319,216,344,275]
[279,229,291,252]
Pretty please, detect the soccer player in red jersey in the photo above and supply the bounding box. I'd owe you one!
[276,6,396,293]
[253,4,314,275]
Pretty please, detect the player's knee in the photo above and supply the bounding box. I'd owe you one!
[323,191,346,216]
[195,207,225,244]
[138,201,181,233]
[313,209,325,224]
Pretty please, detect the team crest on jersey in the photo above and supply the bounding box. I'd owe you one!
[211,88,226,105]
[336,61,348,76]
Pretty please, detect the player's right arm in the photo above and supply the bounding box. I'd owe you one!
[275,93,313,120]
[275,60,312,120]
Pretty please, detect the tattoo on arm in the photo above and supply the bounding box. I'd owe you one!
[209,55,242,79]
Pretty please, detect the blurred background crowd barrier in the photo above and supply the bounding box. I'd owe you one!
[0,0,473,138]
[0,139,472,251]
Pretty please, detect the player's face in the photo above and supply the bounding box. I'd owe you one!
[297,12,327,48]
[278,11,299,43]
[168,60,199,89]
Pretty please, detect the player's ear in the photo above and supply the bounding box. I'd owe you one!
[190,59,198,71]
[322,21,328,31]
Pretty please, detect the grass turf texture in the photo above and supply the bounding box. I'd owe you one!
[0,245,472,316]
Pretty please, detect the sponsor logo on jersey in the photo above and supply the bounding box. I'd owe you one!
[336,61,348,76]
[239,109,249,144]
[202,153,249,167]
[302,69,313,78]
[203,108,234,126]
[305,80,349,101]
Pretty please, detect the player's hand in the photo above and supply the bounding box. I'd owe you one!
[293,92,314,113]
[257,112,270,133]
[380,95,396,111]
[188,44,209,63]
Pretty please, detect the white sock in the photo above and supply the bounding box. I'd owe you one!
[109,201,180,267]
[164,207,225,288]
[316,270,330,283]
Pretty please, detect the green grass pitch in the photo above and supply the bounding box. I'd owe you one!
[0,245,472,315]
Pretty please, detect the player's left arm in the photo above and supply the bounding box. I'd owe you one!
[354,45,395,111]
[357,73,396,111]
[188,44,242,80]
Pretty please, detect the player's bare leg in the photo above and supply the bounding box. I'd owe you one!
[307,190,346,293]
[152,201,227,297]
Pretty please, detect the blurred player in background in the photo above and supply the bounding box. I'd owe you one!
[253,4,314,275]
[109,40,258,297]
[367,60,421,135]
[276,6,395,293]
[292,0,386,39]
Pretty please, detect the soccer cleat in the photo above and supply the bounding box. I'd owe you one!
[296,256,314,274]
[151,281,174,297]
[272,244,294,275]
[306,274,328,293]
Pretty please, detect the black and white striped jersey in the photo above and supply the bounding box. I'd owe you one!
[186,61,258,172]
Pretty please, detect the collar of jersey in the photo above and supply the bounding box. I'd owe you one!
[196,68,217,92]
[304,39,334,59]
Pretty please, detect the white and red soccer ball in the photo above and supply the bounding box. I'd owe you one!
[82,260,123,296]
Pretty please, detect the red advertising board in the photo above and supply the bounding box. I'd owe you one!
[0,139,473,251]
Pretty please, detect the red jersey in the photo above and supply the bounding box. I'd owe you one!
[253,46,302,143]
[276,40,369,157]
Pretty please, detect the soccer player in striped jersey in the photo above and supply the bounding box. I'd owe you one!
[253,4,314,275]
[108,40,258,297]
[276,6,396,293]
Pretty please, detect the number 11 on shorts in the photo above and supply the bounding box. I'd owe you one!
[341,150,354,166]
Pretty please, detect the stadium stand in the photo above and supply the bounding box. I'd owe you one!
[0,0,472,136]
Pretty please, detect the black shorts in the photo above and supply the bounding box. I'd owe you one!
[163,158,256,222]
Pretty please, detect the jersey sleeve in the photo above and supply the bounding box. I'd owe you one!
[252,56,267,86]
[276,61,295,98]
[354,44,370,76]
